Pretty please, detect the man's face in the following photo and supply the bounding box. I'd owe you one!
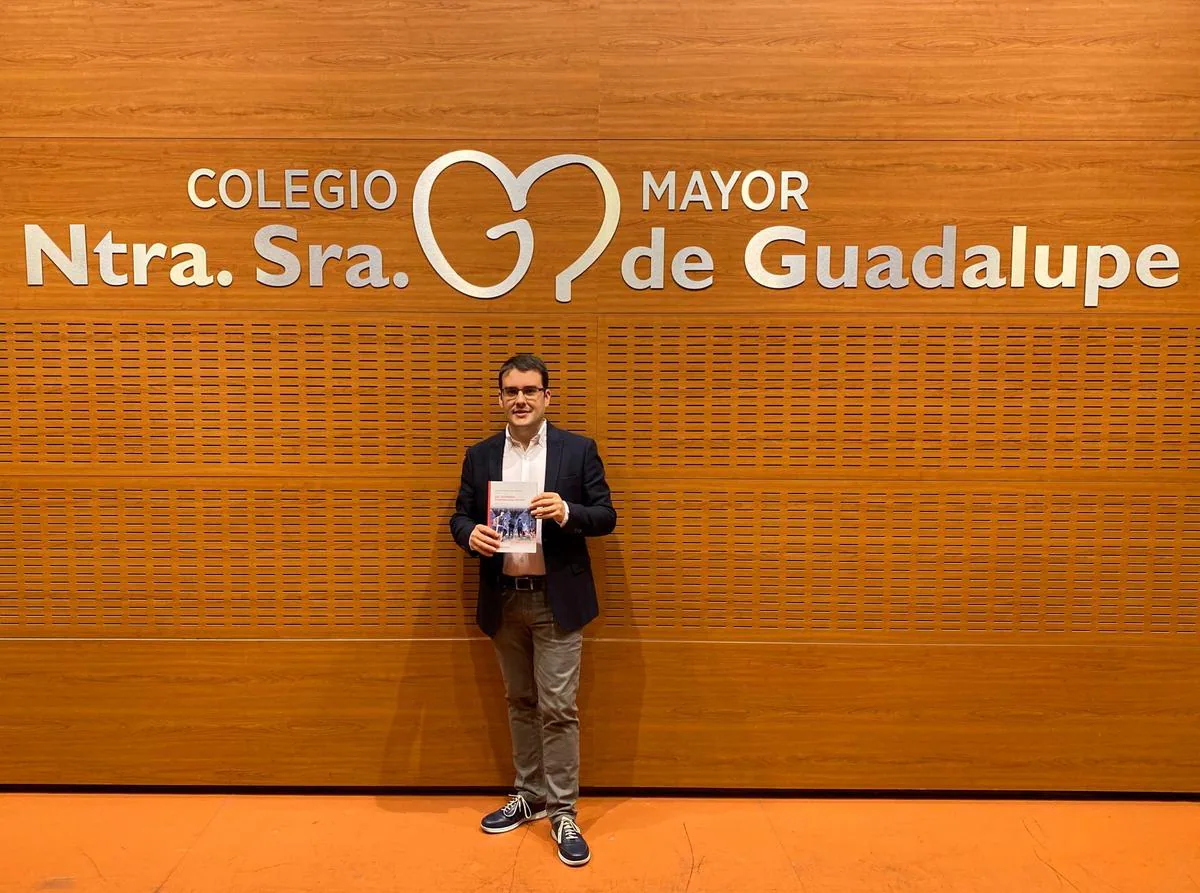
[498,368,550,433]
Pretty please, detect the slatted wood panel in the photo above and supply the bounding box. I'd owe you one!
[0,316,592,469]
[600,486,1199,639]
[0,0,1197,789]
[601,319,1200,477]
[0,481,475,635]
[3,480,1194,640]
[2,314,1195,477]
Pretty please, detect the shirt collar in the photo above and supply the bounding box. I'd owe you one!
[505,419,547,449]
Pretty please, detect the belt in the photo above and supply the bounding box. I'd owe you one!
[500,574,546,591]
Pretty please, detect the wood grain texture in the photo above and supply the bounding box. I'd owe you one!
[0,0,600,139]
[0,312,1196,485]
[0,0,1197,791]
[2,1,1198,138]
[0,313,597,473]
[1,475,1195,644]
[598,0,1200,139]
[1,140,1196,314]
[0,640,1197,789]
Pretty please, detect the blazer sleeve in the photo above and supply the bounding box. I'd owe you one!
[561,437,617,537]
[449,447,480,555]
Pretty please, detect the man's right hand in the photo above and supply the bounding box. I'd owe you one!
[469,524,502,556]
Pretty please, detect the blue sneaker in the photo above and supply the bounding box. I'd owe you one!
[551,816,591,866]
[480,793,547,834]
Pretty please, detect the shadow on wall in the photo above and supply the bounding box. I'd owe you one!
[375,563,512,813]
[374,530,645,822]
[580,534,646,796]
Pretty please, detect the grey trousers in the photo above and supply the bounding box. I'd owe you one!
[491,587,584,820]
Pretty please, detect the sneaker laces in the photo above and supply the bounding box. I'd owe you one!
[501,794,530,818]
[556,817,581,841]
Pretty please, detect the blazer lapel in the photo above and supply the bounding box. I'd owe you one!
[487,432,504,484]
[544,421,564,492]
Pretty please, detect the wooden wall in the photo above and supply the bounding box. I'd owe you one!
[0,0,1197,789]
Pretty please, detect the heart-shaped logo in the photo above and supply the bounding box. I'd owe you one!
[412,150,620,303]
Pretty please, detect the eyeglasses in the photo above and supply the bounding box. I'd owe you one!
[500,386,547,400]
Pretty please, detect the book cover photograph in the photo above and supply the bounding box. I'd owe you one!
[487,480,540,553]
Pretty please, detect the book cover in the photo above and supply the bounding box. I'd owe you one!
[487,480,540,553]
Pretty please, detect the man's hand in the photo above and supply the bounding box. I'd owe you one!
[531,492,567,525]
[469,524,502,556]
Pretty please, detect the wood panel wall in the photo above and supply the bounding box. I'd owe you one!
[0,0,1197,789]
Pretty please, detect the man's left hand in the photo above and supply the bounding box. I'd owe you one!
[530,492,567,525]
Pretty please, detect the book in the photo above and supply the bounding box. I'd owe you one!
[487,480,540,553]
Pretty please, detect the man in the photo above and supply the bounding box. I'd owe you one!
[449,353,617,868]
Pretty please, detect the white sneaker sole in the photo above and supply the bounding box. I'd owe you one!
[558,849,591,867]
[552,822,591,866]
[480,809,547,834]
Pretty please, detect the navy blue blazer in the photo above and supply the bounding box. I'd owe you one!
[450,422,617,636]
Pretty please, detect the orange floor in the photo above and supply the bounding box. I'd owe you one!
[2,793,1198,892]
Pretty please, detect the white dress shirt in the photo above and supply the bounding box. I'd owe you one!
[502,420,548,576]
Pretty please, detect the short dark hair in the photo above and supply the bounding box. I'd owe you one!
[497,353,550,390]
